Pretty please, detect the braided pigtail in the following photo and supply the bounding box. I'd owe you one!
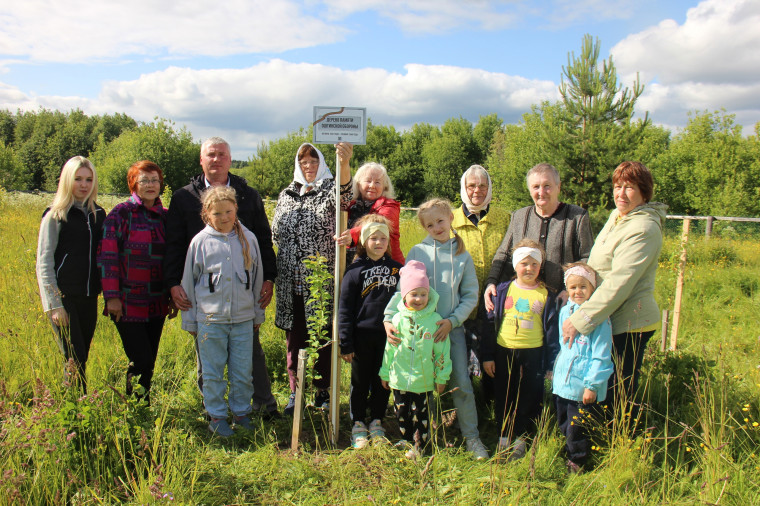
[234,219,253,271]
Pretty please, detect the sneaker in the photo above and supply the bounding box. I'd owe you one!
[508,437,527,461]
[262,407,281,421]
[351,421,369,449]
[234,415,254,431]
[394,439,412,451]
[284,392,296,416]
[208,418,233,437]
[405,446,421,460]
[466,438,489,461]
[566,459,583,474]
[368,419,386,442]
[314,389,330,410]
[495,437,511,457]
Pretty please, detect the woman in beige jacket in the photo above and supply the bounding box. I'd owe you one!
[562,161,667,419]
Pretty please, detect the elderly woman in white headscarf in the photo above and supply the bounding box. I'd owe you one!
[272,142,353,415]
[451,165,510,402]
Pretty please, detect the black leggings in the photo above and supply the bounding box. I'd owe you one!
[350,331,390,423]
[393,390,430,447]
[114,317,166,400]
[493,346,544,440]
[50,295,99,392]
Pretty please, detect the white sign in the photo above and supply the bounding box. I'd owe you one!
[312,106,367,145]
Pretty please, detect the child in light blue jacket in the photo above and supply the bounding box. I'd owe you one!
[552,262,613,472]
[181,186,265,437]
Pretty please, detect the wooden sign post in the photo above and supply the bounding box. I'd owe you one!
[670,219,691,350]
[313,107,367,446]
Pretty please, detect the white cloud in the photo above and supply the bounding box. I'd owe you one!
[0,60,559,158]
[0,0,347,63]
[612,0,760,134]
[613,0,760,85]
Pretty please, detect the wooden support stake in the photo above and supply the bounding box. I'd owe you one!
[290,349,308,451]
[660,309,669,352]
[670,219,690,351]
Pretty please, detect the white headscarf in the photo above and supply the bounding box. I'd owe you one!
[293,143,332,193]
[460,164,492,214]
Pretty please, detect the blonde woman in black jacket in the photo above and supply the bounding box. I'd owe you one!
[36,156,106,392]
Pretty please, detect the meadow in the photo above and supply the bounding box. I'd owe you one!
[0,190,758,504]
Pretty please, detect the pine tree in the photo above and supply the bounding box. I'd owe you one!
[549,34,649,210]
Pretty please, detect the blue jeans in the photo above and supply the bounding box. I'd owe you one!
[197,321,254,419]
[448,327,480,440]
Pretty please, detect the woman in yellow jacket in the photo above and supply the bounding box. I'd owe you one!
[451,164,509,403]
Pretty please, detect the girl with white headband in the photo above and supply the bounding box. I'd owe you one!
[481,238,559,460]
[338,214,403,448]
[552,262,613,473]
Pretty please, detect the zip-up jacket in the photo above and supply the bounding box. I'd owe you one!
[451,204,510,320]
[181,224,265,333]
[36,201,106,311]
[383,236,478,330]
[98,194,170,321]
[163,173,276,289]
[347,197,405,264]
[482,279,560,372]
[379,288,451,393]
[552,302,613,403]
[486,203,593,292]
[568,202,667,336]
[338,254,402,354]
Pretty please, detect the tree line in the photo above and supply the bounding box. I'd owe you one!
[1,36,758,222]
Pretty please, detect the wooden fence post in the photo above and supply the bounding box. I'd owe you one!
[290,349,308,451]
[670,219,691,351]
[660,309,669,352]
[705,216,714,239]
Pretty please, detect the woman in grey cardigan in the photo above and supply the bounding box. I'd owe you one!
[484,163,593,311]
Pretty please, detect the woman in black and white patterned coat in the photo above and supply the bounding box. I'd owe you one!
[273,142,353,415]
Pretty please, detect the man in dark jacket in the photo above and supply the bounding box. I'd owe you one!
[164,136,280,418]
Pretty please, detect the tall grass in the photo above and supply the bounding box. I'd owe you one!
[1,192,759,503]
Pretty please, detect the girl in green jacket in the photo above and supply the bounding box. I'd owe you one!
[380,260,451,459]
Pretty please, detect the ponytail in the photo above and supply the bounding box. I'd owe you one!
[451,227,466,256]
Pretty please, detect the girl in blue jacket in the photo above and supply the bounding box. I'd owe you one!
[552,262,613,472]
[181,186,265,437]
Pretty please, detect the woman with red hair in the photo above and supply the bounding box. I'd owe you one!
[98,160,172,403]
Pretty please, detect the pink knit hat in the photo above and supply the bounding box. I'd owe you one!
[400,260,430,299]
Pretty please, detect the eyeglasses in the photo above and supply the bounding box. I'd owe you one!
[299,160,320,168]
[137,178,161,186]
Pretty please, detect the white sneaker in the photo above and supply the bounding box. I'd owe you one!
[466,438,489,461]
[405,446,421,460]
[351,421,369,449]
[368,419,386,443]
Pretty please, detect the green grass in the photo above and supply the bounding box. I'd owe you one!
[1,191,759,504]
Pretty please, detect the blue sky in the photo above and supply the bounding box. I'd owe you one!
[1,0,758,159]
